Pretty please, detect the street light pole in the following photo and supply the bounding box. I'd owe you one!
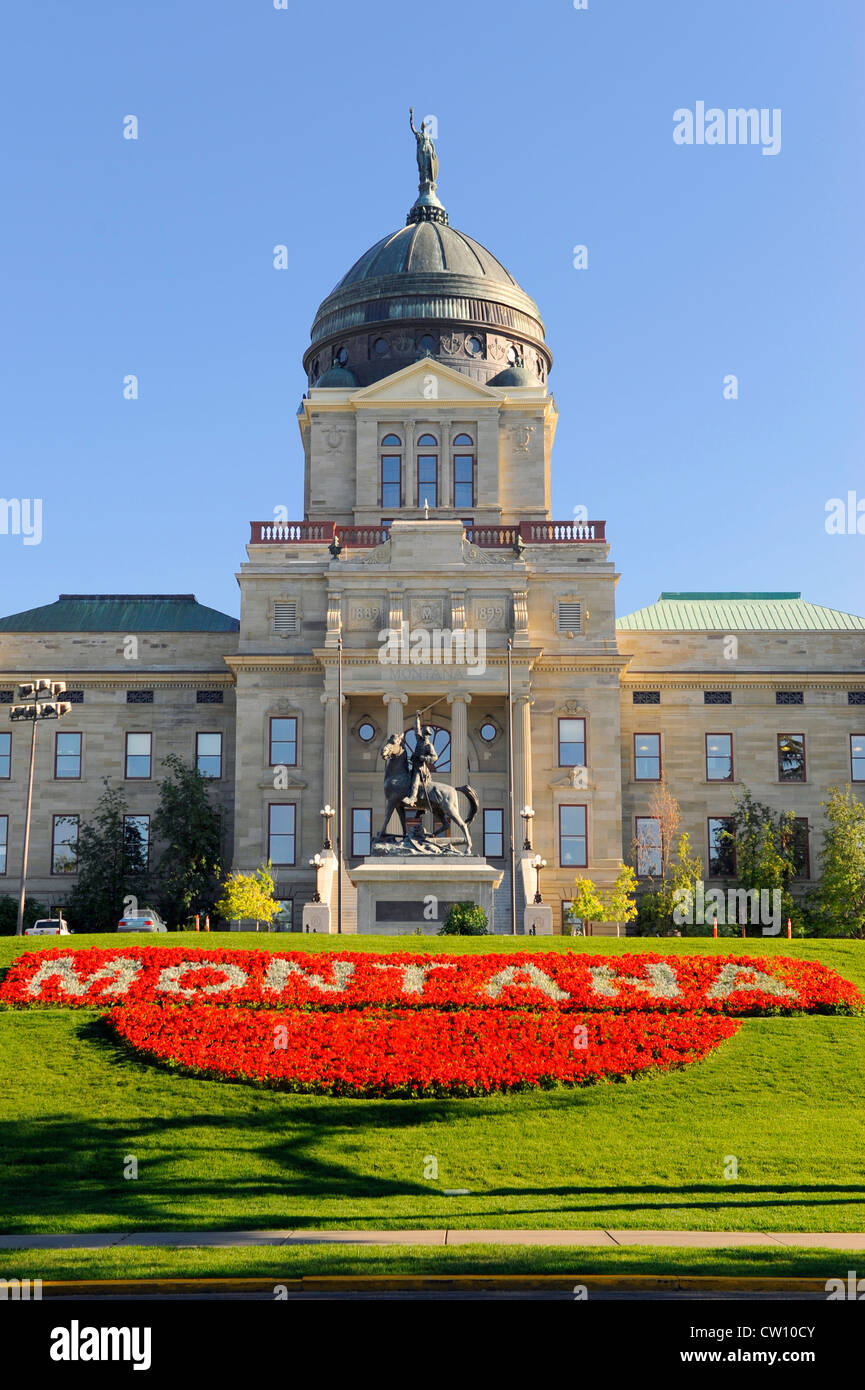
[16,715,39,937]
[336,636,343,935]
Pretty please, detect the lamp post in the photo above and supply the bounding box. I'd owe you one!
[309,853,323,902]
[531,855,547,904]
[10,681,72,935]
[520,805,535,851]
[320,805,335,851]
[336,635,343,935]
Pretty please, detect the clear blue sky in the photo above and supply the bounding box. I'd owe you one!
[2,0,863,621]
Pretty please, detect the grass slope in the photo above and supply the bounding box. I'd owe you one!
[0,936,863,1238]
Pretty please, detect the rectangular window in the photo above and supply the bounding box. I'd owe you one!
[633,691,660,704]
[708,817,736,878]
[556,600,582,634]
[792,818,810,879]
[126,690,154,704]
[453,453,474,508]
[52,814,79,874]
[635,816,662,877]
[559,804,587,867]
[268,804,296,865]
[851,734,865,781]
[196,689,224,704]
[417,453,437,508]
[124,814,150,868]
[351,808,372,858]
[704,691,732,705]
[705,732,733,782]
[0,815,6,874]
[196,732,223,778]
[0,731,10,779]
[483,808,504,858]
[269,716,297,766]
[776,691,804,705]
[273,601,298,635]
[778,733,806,782]
[634,732,661,781]
[381,455,401,508]
[125,732,152,779]
[558,717,586,767]
[55,731,82,780]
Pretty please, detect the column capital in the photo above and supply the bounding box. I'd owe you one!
[382,692,408,707]
[447,692,472,706]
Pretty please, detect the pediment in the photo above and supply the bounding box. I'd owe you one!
[351,359,503,404]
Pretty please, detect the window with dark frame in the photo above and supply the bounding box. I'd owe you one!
[851,734,865,781]
[125,732,152,779]
[126,690,154,704]
[269,716,297,766]
[559,804,587,867]
[776,691,804,705]
[0,814,7,874]
[704,691,732,704]
[633,691,660,704]
[483,808,504,858]
[635,816,662,877]
[196,690,224,704]
[0,731,10,779]
[268,804,296,865]
[708,817,736,878]
[634,733,661,780]
[52,814,79,875]
[55,731,82,779]
[705,732,733,782]
[778,733,806,782]
[416,433,438,508]
[453,433,475,509]
[196,732,222,778]
[791,818,810,879]
[558,717,586,767]
[848,692,865,705]
[123,814,150,868]
[351,808,372,858]
[380,434,402,508]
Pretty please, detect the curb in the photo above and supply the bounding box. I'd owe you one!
[36,1274,829,1296]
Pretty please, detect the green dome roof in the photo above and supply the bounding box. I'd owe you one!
[331,221,519,290]
[315,364,359,388]
[487,363,537,387]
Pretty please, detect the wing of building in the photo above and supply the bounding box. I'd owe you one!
[2,145,864,932]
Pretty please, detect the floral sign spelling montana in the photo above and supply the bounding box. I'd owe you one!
[0,949,860,1098]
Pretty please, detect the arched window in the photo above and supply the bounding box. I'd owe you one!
[404,724,451,774]
[416,433,438,508]
[381,435,402,508]
[453,433,475,509]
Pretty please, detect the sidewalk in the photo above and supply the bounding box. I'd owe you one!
[1,1228,864,1250]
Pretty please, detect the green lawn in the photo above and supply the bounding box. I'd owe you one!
[1,935,863,1238]
[0,1245,848,1285]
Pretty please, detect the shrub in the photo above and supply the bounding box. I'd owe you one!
[438,901,488,935]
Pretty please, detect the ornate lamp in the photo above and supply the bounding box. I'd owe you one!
[309,853,324,902]
[531,854,547,904]
[520,805,535,851]
[320,805,335,850]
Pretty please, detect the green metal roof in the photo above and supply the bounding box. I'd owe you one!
[616,592,865,632]
[0,595,239,633]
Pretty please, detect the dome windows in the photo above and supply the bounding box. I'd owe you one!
[373,337,389,356]
[466,335,483,357]
[418,333,437,354]
[334,346,348,365]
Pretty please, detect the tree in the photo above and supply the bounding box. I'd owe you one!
[66,781,148,931]
[811,785,865,937]
[723,789,798,929]
[569,866,638,934]
[215,864,280,929]
[0,894,48,936]
[152,755,223,926]
[438,901,488,935]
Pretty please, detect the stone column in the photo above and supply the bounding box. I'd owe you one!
[447,692,471,786]
[513,695,533,833]
[383,691,408,737]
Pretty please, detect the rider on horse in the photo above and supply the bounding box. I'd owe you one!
[403,712,437,808]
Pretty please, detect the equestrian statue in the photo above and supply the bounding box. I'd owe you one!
[376,712,478,853]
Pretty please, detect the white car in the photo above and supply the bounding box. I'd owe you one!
[117,909,167,933]
[25,918,70,936]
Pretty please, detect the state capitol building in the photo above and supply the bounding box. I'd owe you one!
[2,132,864,932]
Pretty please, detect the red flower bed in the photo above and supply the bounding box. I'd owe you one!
[1,947,860,1016]
[106,1002,743,1098]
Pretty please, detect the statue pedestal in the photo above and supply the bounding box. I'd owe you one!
[523,904,553,936]
[301,902,332,934]
[348,856,504,935]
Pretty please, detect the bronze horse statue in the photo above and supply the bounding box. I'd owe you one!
[377,733,479,853]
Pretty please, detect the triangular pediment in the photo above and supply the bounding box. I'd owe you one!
[351,359,503,405]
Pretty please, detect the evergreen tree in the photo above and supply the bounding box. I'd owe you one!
[67,781,148,931]
[151,754,223,927]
